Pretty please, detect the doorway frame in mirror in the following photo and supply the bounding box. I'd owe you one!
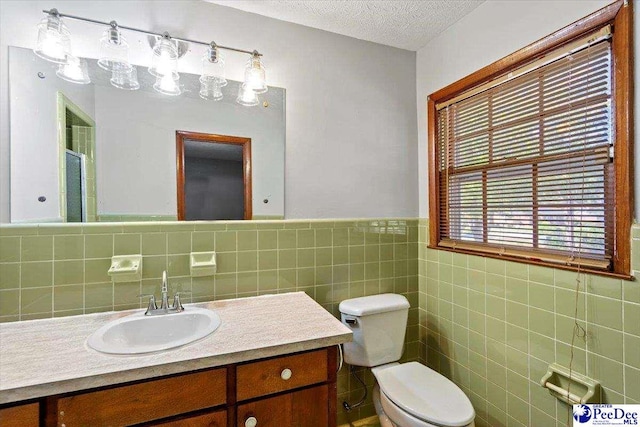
[175,131,253,221]
[57,93,97,222]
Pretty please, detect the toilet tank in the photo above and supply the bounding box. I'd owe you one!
[339,294,410,367]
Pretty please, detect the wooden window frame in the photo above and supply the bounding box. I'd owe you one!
[176,130,253,221]
[427,0,633,278]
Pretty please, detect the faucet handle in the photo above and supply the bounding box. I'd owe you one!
[138,294,157,313]
[172,291,191,312]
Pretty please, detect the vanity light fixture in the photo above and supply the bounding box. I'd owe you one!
[34,9,71,63]
[199,43,226,101]
[149,34,182,95]
[236,83,259,106]
[244,51,268,93]
[97,21,132,72]
[56,55,91,84]
[35,8,267,105]
[149,34,180,79]
[153,73,182,96]
[202,43,227,87]
[243,52,267,94]
[110,66,140,90]
[200,78,224,101]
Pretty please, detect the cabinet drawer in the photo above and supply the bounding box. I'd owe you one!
[56,368,226,427]
[0,402,39,427]
[237,385,328,427]
[151,409,226,427]
[236,349,328,401]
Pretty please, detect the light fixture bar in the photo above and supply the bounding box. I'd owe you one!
[42,8,262,56]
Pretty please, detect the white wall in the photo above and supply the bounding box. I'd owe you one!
[415,0,639,218]
[0,0,418,222]
[9,47,96,222]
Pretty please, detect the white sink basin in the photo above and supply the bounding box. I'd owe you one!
[87,307,221,355]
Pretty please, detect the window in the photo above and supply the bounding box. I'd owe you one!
[428,1,632,276]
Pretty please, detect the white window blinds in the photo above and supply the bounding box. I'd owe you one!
[435,35,613,269]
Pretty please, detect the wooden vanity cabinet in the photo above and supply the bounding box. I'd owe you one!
[0,402,39,427]
[236,385,329,427]
[3,346,337,427]
[52,368,227,426]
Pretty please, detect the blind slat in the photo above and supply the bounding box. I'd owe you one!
[436,36,613,270]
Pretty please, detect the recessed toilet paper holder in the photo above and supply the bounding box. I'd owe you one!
[540,363,600,405]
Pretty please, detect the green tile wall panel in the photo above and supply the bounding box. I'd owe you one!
[0,218,419,425]
[419,219,640,427]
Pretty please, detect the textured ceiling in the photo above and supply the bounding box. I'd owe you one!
[206,1,485,51]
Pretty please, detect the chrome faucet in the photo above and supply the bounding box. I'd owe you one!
[160,270,170,310]
[139,271,189,315]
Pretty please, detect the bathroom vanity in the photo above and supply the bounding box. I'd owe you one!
[0,292,352,427]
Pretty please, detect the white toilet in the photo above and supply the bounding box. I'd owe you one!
[339,294,475,427]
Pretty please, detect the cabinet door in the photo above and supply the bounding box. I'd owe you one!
[56,368,226,426]
[150,409,226,427]
[0,402,39,427]
[236,385,328,427]
[236,349,328,401]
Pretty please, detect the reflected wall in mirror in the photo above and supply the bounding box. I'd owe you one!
[8,46,285,223]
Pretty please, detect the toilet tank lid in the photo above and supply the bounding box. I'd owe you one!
[339,294,410,316]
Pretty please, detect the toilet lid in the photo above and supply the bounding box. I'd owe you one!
[375,362,475,427]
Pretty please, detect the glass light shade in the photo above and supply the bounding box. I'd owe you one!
[244,55,267,94]
[98,27,132,72]
[199,77,223,101]
[153,73,181,96]
[34,14,71,64]
[201,46,227,87]
[56,55,91,84]
[236,83,259,106]
[110,66,140,90]
[149,37,179,79]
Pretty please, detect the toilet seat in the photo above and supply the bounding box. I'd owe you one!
[373,362,475,427]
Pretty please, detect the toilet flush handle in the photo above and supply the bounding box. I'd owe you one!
[345,317,357,326]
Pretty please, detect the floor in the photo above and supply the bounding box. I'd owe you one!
[339,415,382,427]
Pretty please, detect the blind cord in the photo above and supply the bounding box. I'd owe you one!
[565,38,597,426]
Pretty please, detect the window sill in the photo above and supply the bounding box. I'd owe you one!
[426,244,634,281]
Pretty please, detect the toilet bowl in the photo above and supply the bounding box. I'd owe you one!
[372,363,475,427]
[339,294,475,427]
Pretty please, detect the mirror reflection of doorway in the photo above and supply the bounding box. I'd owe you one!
[176,131,252,220]
[65,150,87,222]
[58,93,97,222]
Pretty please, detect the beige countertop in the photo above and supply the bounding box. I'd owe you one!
[0,292,352,404]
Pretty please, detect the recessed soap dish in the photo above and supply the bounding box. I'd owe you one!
[108,255,143,282]
[190,251,217,277]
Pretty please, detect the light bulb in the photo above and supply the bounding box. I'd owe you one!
[236,83,259,106]
[34,12,71,64]
[56,55,91,84]
[149,35,179,79]
[157,50,172,75]
[153,73,181,96]
[243,54,267,94]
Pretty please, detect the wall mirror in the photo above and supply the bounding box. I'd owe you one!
[7,46,285,223]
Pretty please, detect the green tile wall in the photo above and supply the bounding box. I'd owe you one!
[418,219,640,427]
[0,218,419,425]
